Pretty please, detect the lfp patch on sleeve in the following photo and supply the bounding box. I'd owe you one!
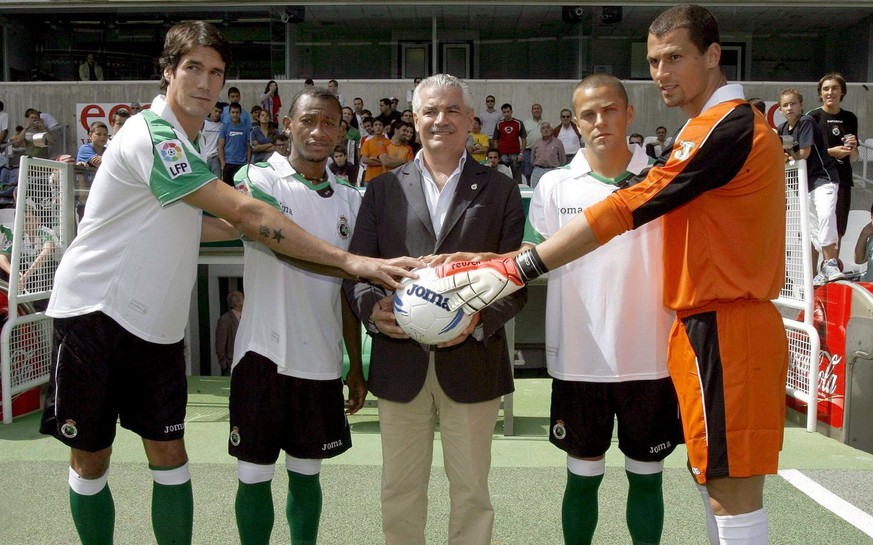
[155,140,193,179]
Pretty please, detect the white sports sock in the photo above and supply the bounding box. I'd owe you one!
[696,483,720,544]
[151,462,191,486]
[237,461,275,485]
[285,454,321,476]
[68,466,109,496]
[566,455,606,477]
[625,457,664,475]
[715,508,769,544]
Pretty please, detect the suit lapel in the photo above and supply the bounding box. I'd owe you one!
[435,160,485,249]
[397,162,437,241]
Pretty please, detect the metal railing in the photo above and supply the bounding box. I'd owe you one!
[774,159,821,433]
[1,156,75,423]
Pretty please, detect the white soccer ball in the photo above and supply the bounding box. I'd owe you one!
[393,266,473,345]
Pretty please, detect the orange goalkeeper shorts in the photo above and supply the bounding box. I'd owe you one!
[669,300,789,484]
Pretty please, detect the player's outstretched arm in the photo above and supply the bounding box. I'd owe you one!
[435,213,601,313]
[434,251,539,314]
[184,179,420,289]
[270,253,421,285]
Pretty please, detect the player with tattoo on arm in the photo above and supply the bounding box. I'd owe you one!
[436,5,788,544]
[227,87,368,545]
[39,22,417,545]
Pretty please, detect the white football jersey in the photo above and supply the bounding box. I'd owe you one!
[524,147,673,382]
[232,153,361,379]
[48,95,215,343]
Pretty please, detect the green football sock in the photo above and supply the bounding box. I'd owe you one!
[286,470,322,545]
[150,466,193,545]
[562,469,604,545]
[235,480,275,545]
[625,470,664,545]
[69,484,115,545]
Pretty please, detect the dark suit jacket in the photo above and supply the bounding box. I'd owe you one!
[343,157,527,404]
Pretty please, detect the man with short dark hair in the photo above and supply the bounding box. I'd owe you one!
[111,108,131,136]
[218,101,251,185]
[527,74,681,545]
[79,53,104,81]
[11,108,49,159]
[437,6,788,543]
[352,97,365,129]
[360,118,390,185]
[229,87,367,545]
[375,97,401,135]
[808,72,859,247]
[493,103,527,183]
[380,120,414,170]
[39,23,417,545]
[327,78,344,107]
[486,147,513,178]
[221,86,252,132]
[479,95,502,145]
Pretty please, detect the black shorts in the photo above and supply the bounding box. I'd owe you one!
[228,351,352,464]
[40,312,187,451]
[549,377,684,462]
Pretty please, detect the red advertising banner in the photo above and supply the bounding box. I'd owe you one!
[75,102,150,146]
[788,282,873,429]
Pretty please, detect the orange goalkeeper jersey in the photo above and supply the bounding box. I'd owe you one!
[584,86,786,314]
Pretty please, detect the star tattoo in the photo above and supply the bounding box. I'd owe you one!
[272,229,285,243]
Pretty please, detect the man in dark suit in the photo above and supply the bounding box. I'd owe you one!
[343,74,526,545]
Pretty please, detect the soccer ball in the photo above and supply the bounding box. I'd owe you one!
[393,267,473,345]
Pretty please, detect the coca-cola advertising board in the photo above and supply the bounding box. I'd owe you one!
[787,282,873,429]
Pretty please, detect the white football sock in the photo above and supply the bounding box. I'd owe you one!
[715,508,769,544]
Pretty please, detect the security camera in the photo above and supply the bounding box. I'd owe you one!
[600,6,623,24]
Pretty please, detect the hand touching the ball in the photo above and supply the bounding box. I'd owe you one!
[434,248,548,314]
[436,311,481,348]
[369,293,408,339]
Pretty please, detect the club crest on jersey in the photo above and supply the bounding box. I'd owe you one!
[338,215,351,239]
[672,140,695,161]
[229,426,241,447]
[155,140,192,179]
[832,127,840,137]
[61,419,78,439]
[552,420,567,440]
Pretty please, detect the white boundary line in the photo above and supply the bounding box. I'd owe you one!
[779,469,873,538]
